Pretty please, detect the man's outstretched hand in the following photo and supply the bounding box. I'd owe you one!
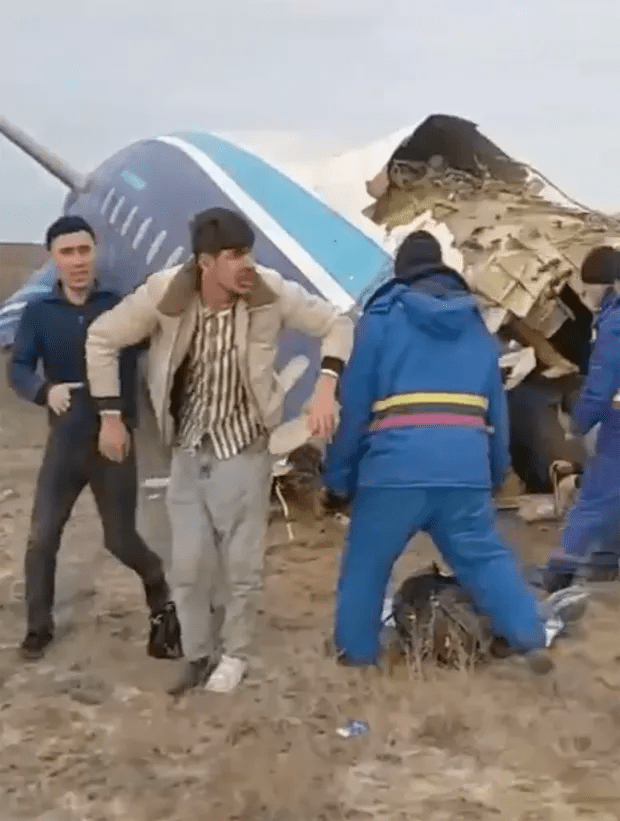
[307,372,338,440]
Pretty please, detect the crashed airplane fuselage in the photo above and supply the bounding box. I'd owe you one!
[0,116,390,430]
[0,114,612,491]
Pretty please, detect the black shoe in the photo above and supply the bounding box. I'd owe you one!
[148,602,183,660]
[490,636,514,659]
[19,630,53,661]
[543,566,619,593]
[542,570,575,594]
[588,566,619,583]
[335,648,379,668]
[525,648,555,675]
[525,561,575,593]
[167,657,217,697]
[490,639,554,673]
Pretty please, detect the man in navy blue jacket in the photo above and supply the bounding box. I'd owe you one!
[323,230,586,671]
[9,216,180,661]
[542,246,620,591]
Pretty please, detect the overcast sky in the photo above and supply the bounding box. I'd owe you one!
[2,0,620,242]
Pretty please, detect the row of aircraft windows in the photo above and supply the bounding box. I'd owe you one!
[99,186,186,268]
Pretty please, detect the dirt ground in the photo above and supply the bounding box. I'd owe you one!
[3,361,620,821]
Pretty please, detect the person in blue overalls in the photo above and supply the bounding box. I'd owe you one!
[542,245,620,592]
[323,230,586,672]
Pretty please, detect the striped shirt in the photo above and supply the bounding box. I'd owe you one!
[176,304,265,460]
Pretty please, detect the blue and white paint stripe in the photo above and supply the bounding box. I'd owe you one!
[0,282,52,324]
[0,307,26,340]
[0,301,27,321]
[160,132,392,307]
[1,131,393,345]
[173,131,392,297]
[0,271,56,342]
[156,135,361,311]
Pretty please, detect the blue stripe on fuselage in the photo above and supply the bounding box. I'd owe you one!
[173,131,391,299]
[121,169,147,191]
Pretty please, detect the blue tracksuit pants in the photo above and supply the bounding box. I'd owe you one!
[548,454,620,575]
[335,486,546,664]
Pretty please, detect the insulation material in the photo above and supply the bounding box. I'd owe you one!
[360,115,620,387]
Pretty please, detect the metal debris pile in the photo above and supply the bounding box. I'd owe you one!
[364,115,620,387]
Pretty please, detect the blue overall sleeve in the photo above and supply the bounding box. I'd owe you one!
[322,312,381,499]
[487,358,511,488]
[573,323,620,434]
[8,303,48,405]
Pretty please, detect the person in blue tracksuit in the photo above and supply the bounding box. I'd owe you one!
[323,230,584,670]
[542,246,620,592]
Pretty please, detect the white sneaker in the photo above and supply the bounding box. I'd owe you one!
[543,584,589,648]
[205,655,247,693]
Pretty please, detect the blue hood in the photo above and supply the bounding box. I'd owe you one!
[596,289,620,331]
[367,265,481,339]
[399,287,481,339]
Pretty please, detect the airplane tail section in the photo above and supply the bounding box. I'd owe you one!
[0,116,87,191]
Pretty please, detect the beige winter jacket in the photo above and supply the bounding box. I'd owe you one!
[86,261,354,448]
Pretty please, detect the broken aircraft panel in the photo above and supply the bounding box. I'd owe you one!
[365,115,620,387]
[361,114,620,490]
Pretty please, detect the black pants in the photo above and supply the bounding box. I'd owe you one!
[25,414,170,635]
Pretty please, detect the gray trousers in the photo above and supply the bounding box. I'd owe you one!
[165,437,272,662]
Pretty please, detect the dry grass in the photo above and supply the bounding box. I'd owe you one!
[2,368,620,820]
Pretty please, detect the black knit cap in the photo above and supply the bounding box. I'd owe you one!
[580,245,620,285]
[46,215,96,250]
[394,230,443,277]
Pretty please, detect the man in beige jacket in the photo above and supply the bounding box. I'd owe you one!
[86,208,353,696]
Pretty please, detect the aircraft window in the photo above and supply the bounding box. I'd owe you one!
[164,246,186,267]
[146,230,167,265]
[121,206,138,236]
[100,188,115,216]
[109,195,126,225]
[132,217,152,250]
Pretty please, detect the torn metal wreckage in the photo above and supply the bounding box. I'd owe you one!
[361,114,620,493]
